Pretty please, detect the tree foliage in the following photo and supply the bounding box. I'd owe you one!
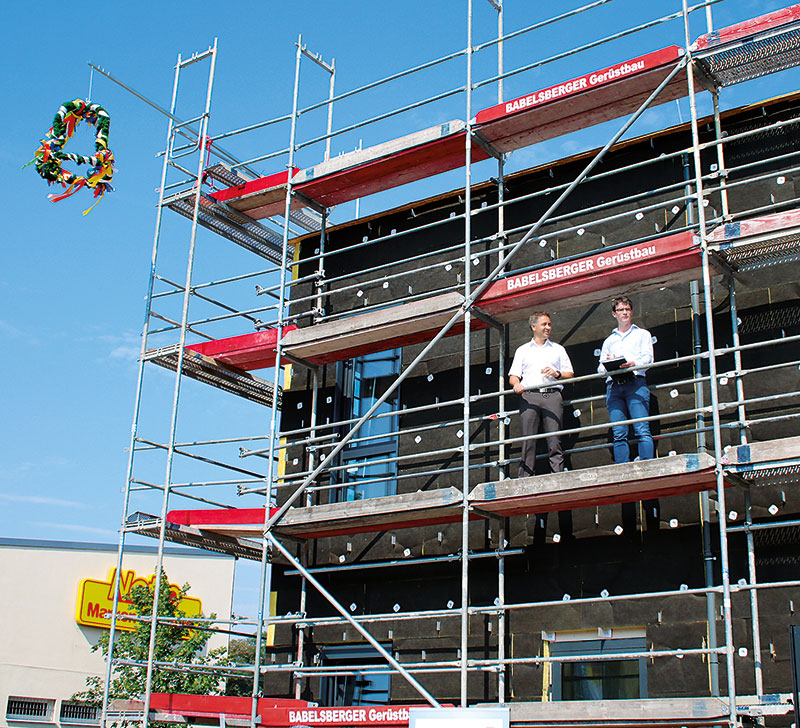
[75,571,228,703]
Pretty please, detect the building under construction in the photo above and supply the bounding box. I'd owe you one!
[106,2,800,726]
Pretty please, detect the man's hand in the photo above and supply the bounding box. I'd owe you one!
[541,366,559,379]
[510,375,525,394]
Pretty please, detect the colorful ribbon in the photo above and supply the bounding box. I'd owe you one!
[28,99,115,214]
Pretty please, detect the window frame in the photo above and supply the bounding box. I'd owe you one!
[549,636,648,701]
[58,702,100,725]
[6,698,54,723]
[332,349,401,502]
[317,644,392,706]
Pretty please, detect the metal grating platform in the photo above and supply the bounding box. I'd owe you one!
[126,512,263,561]
[695,27,800,87]
[716,233,800,270]
[164,189,284,263]
[145,346,280,407]
[738,464,800,487]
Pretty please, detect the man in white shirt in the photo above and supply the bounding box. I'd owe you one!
[509,312,574,477]
[597,295,655,463]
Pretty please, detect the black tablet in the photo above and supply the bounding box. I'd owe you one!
[603,356,628,371]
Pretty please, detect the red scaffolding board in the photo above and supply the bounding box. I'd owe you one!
[474,47,693,153]
[185,326,296,371]
[475,232,703,323]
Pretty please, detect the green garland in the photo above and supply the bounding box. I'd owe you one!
[28,99,114,214]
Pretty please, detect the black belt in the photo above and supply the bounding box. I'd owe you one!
[538,388,561,394]
[610,373,645,385]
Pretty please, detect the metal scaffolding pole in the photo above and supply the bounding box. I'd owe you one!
[682,2,736,723]
[251,33,304,728]
[99,48,184,728]
[460,0,475,704]
[142,40,218,727]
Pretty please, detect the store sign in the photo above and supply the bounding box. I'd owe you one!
[75,568,202,630]
[409,707,509,727]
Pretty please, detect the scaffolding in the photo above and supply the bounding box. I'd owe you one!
[102,2,800,726]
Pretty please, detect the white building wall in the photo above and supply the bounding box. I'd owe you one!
[0,539,235,728]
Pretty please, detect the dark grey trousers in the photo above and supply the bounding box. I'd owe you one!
[519,390,564,477]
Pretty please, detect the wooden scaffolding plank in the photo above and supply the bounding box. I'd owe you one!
[506,697,732,728]
[474,47,696,153]
[475,233,703,323]
[208,167,303,221]
[294,122,490,208]
[721,435,800,470]
[469,453,729,516]
[185,326,296,371]
[281,292,487,366]
[166,487,472,540]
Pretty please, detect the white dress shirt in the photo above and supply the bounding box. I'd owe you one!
[509,338,573,390]
[598,324,654,378]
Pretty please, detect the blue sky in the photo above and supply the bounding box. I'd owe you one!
[2,0,797,619]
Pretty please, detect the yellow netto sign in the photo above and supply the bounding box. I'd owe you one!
[76,568,202,631]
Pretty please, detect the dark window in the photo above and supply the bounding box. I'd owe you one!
[59,703,99,724]
[6,699,51,721]
[318,645,391,706]
[550,638,647,701]
[334,350,400,501]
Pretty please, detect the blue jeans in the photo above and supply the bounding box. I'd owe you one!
[606,377,654,463]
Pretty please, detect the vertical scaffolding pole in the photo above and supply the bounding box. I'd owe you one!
[686,151,720,696]
[730,283,764,695]
[252,34,304,728]
[461,0,476,706]
[682,3,737,723]
[142,41,218,727]
[100,51,184,728]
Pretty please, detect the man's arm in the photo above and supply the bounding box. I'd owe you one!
[509,374,525,394]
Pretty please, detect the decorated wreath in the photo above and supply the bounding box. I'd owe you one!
[29,99,114,214]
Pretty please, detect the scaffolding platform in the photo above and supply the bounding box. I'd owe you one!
[721,435,800,472]
[185,326,295,371]
[692,4,800,87]
[126,512,264,561]
[207,168,301,221]
[476,232,704,323]
[145,345,280,407]
[193,7,800,231]
[292,121,491,209]
[160,449,753,540]
[709,208,800,270]
[281,292,487,366]
[505,697,731,728]
[474,47,693,153]
[164,189,285,263]
[469,453,732,517]
[142,694,434,727]
[166,486,472,540]
[170,234,706,374]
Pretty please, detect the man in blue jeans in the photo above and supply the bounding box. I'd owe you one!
[598,296,655,463]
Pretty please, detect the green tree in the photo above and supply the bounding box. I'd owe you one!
[225,635,269,697]
[75,571,228,703]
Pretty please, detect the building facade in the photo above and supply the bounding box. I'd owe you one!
[0,539,235,728]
